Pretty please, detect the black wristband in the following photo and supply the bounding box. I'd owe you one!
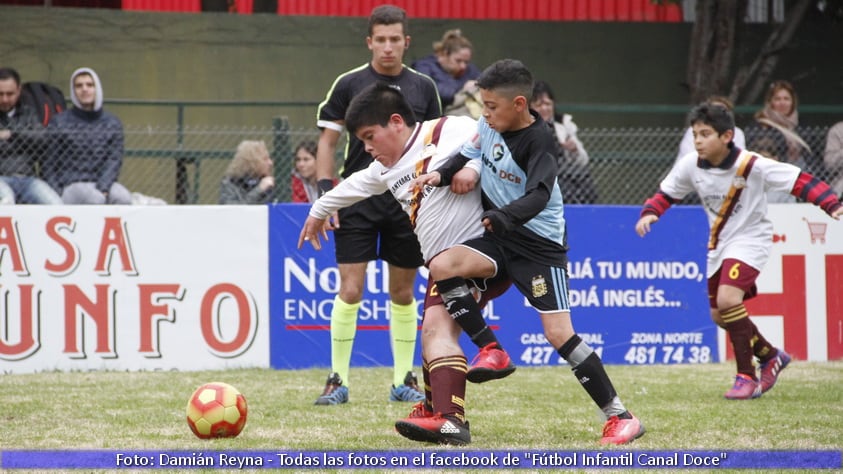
[317,179,334,196]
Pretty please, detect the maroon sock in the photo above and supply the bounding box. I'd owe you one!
[722,305,756,379]
[428,355,467,422]
[421,358,432,411]
[748,319,778,362]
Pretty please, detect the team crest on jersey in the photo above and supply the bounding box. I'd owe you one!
[492,143,505,161]
[422,143,437,159]
[732,176,747,189]
[531,275,548,298]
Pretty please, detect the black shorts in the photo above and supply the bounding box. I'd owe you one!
[333,192,423,268]
[423,272,512,313]
[461,235,571,313]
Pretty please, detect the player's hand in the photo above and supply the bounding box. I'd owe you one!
[481,210,513,234]
[450,168,478,194]
[323,210,340,230]
[411,171,441,191]
[635,214,659,237]
[831,206,843,221]
[298,216,330,250]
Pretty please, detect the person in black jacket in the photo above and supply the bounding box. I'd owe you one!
[0,67,62,204]
[44,67,132,204]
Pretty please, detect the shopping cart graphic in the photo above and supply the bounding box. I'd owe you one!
[803,217,827,244]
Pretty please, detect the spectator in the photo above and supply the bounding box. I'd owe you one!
[411,29,481,115]
[745,80,812,203]
[290,140,322,203]
[219,140,274,204]
[676,95,745,160]
[44,67,131,204]
[0,67,62,204]
[530,80,597,204]
[824,121,843,197]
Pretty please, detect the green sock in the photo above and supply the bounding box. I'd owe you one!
[330,296,360,386]
[390,300,419,387]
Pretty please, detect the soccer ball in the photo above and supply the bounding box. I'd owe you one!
[185,382,248,439]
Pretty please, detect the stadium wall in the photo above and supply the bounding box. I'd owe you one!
[2,5,841,128]
[0,204,839,374]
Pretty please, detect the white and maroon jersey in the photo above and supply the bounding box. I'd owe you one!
[661,147,800,276]
[310,115,482,262]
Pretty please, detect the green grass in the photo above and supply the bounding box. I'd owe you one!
[1,362,841,473]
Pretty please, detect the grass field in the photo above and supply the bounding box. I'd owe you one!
[2,361,841,473]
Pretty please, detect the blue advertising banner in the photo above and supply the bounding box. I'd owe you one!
[269,204,714,369]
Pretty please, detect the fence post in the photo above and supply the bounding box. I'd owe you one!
[272,116,292,202]
[175,104,189,204]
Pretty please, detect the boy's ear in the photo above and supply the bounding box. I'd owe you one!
[389,113,405,127]
[514,95,528,110]
[721,128,735,142]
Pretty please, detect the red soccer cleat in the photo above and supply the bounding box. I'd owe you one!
[600,412,646,445]
[724,373,762,400]
[395,413,471,445]
[406,401,434,419]
[759,350,791,393]
[466,343,516,383]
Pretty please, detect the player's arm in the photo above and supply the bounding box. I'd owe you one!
[298,171,384,249]
[315,123,342,228]
[412,153,470,190]
[636,190,677,237]
[790,171,842,218]
[482,146,556,234]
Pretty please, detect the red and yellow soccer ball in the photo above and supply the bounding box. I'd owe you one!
[186,382,248,439]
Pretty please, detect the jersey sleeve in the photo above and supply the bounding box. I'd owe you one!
[658,153,697,200]
[754,155,801,194]
[309,165,387,219]
[316,74,352,131]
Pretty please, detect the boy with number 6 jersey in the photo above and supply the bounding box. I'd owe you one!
[636,102,842,399]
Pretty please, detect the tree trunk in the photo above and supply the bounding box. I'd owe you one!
[686,0,748,104]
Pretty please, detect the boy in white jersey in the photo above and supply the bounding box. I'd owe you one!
[636,102,842,399]
[411,59,644,446]
[299,82,514,445]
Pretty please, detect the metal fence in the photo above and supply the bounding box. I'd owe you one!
[3,119,837,205]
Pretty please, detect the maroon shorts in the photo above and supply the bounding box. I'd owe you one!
[423,273,511,317]
[707,258,760,308]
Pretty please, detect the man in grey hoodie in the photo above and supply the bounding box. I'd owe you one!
[44,67,132,204]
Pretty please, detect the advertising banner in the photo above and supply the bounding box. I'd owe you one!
[726,203,843,362]
[0,206,270,374]
[270,204,717,369]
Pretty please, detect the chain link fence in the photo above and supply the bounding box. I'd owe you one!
[2,120,836,205]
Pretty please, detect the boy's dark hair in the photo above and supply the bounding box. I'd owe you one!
[346,82,416,135]
[368,4,408,36]
[688,102,735,136]
[0,67,21,85]
[476,59,533,101]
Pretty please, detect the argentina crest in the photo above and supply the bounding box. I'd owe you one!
[531,274,548,298]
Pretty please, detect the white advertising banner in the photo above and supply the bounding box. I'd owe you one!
[0,206,270,374]
[719,203,843,362]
